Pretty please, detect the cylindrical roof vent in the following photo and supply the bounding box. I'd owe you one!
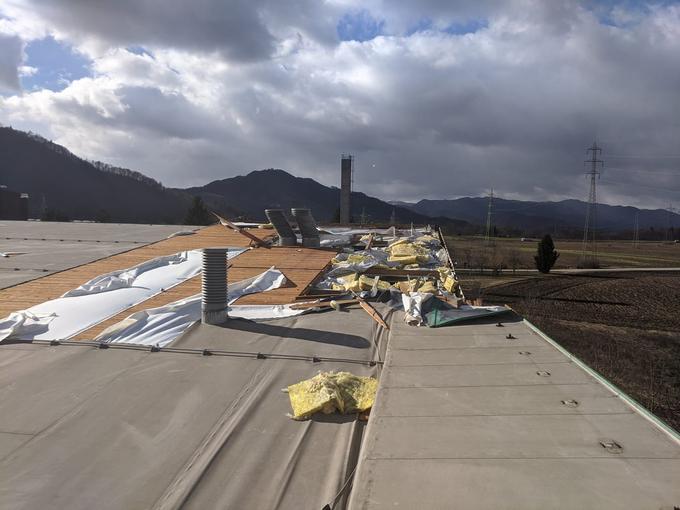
[201,248,228,325]
[291,208,320,248]
[265,209,297,246]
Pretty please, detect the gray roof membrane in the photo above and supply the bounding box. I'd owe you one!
[0,307,389,510]
[0,221,198,289]
[347,317,680,510]
[2,257,679,510]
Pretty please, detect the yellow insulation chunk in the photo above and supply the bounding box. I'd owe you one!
[387,240,431,265]
[332,274,392,292]
[287,371,378,420]
[437,268,459,293]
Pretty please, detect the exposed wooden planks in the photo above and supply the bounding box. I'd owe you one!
[0,223,336,339]
[73,247,336,340]
[0,224,257,317]
[0,224,323,319]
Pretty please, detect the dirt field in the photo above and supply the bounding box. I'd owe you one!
[482,272,680,431]
[446,236,680,269]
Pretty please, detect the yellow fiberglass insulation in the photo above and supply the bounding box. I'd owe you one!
[332,274,392,292]
[287,371,378,420]
[437,268,459,293]
[387,241,431,265]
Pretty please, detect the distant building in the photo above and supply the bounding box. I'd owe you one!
[0,186,29,220]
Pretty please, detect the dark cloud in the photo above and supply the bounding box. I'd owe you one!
[18,0,276,61]
[0,34,22,91]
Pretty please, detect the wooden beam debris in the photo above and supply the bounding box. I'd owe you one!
[212,212,270,248]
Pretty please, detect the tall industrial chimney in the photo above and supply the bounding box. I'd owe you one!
[340,154,353,224]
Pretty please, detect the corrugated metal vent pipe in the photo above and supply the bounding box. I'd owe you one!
[291,208,320,248]
[265,209,297,246]
[201,248,228,325]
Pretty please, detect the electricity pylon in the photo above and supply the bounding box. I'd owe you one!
[484,188,494,246]
[666,204,677,243]
[580,142,604,268]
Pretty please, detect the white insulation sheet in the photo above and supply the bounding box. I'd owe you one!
[0,248,246,342]
[95,267,307,347]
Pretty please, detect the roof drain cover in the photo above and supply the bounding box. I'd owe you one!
[265,209,297,246]
[291,208,320,248]
[599,439,623,454]
[202,248,228,325]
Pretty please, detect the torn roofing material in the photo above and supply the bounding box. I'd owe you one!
[0,223,262,317]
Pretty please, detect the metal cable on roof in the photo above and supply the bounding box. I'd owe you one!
[23,339,383,367]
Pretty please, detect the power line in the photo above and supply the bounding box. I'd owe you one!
[600,179,680,194]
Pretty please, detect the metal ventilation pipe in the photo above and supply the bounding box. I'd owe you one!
[201,248,228,325]
[265,209,297,246]
[291,208,320,247]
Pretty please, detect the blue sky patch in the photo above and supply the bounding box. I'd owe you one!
[584,0,678,27]
[21,36,92,92]
[407,17,488,36]
[337,10,385,42]
[127,46,155,59]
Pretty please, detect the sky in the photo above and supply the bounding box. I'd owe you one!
[0,0,679,209]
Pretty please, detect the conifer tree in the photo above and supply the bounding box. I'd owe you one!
[534,234,559,273]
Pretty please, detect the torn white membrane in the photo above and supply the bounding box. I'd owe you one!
[402,291,434,326]
[96,267,306,348]
[0,248,246,342]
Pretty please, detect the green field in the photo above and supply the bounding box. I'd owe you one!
[446,236,680,270]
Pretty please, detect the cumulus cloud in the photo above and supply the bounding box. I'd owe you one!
[0,0,679,208]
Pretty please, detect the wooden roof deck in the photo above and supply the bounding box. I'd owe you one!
[0,224,338,339]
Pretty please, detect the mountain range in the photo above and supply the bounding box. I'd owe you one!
[393,197,679,237]
[2,125,678,236]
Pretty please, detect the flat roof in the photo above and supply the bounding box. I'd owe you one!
[0,221,200,290]
[348,316,680,509]
[0,309,383,509]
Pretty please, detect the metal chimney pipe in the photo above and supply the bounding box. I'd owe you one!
[201,248,228,325]
[291,208,320,247]
[265,209,297,246]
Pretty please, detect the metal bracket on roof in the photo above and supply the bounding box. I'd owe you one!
[150,345,161,353]
[256,352,267,359]
[518,351,531,355]
[202,349,213,356]
[312,356,321,363]
[506,333,516,340]
[98,343,109,349]
[496,322,504,327]
[561,399,579,408]
[50,340,60,346]
[536,370,551,377]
